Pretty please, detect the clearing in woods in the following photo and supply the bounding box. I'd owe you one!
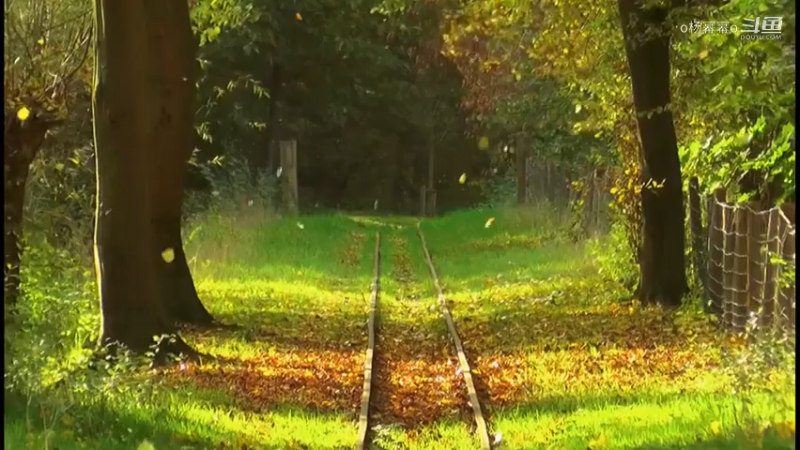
[4,209,795,450]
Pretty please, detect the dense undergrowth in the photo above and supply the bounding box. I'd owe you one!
[4,198,796,449]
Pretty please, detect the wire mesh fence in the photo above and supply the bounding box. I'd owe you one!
[700,188,796,335]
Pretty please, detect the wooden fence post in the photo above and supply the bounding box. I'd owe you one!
[761,207,781,329]
[721,199,736,330]
[732,207,750,333]
[777,203,796,331]
[516,136,526,205]
[689,177,705,290]
[706,188,726,317]
[279,140,299,215]
[746,201,767,329]
[420,185,427,217]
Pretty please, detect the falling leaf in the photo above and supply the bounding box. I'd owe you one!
[698,50,709,60]
[276,167,283,178]
[37,38,45,45]
[296,222,305,230]
[458,173,467,184]
[295,12,302,21]
[485,217,496,228]
[17,107,30,121]
[493,432,503,446]
[247,200,254,207]
[478,136,489,150]
[136,440,156,450]
[575,104,583,113]
[374,200,379,210]
[710,420,722,435]
[161,248,175,263]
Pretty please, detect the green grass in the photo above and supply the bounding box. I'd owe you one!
[4,205,795,449]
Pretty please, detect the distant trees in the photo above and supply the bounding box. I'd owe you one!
[4,0,91,309]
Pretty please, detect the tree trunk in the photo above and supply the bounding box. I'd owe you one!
[516,135,526,205]
[92,0,191,357]
[3,116,55,309]
[618,0,688,306]
[264,64,283,175]
[145,0,215,327]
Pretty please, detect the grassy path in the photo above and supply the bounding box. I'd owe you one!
[5,209,795,450]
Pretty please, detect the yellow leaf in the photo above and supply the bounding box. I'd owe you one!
[609,187,618,194]
[698,49,709,60]
[37,38,45,45]
[710,420,722,435]
[137,440,156,450]
[17,107,30,121]
[161,248,175,263]
[478,136,489,150]
[459,173,467,184]
[295,12,302,21]
[774,420,795,439]
[484,217,495,228]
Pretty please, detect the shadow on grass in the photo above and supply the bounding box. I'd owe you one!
[4,390,295,450]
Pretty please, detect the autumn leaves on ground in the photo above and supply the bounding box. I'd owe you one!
[5,208,796,450]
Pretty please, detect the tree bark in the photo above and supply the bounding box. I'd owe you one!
[145,0,215,327]
[92,0,192,357]
[3,115,56,309]
[516,135,526,205]
[618,0,688,306]
[264,64,283,176]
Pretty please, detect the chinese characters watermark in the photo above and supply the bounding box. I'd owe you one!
[679,17,784,41]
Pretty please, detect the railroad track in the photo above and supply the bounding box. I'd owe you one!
[356,227,492,450]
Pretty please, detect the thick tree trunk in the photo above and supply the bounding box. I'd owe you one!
[92,0,192,357]
[618,0,688,306]
[145,0,215,327]
[3,117,52,309]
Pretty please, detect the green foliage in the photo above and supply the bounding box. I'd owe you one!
[186,151,278,217]
[586,221,639,291]
[4,0,92,117]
